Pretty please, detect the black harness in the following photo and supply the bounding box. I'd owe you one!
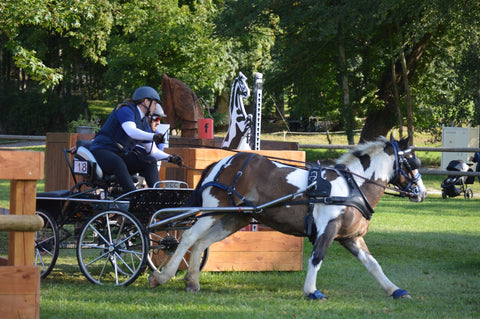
[197,153,374,243]
[302,164,374,243]
[199,153,258,208]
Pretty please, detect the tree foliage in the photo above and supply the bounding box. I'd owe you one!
[1,0,480,139]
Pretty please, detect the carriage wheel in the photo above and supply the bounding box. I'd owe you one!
[35,209,60,279]
[147,228,209,273]
[76,210,148,286]
[465,188,474,199]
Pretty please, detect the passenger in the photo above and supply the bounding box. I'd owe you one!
[90,86,183,192]
[134,103,180,187]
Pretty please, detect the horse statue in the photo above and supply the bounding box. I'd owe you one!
[149,136,427,300]
[221,72,253,150]
[161,73,204,138]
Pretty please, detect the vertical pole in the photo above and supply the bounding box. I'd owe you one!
[253,73,263,150]
[9,180,37,266]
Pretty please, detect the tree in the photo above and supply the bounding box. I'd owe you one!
[216,0,480,142]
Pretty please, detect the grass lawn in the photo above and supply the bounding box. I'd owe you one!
[38,196,480,319]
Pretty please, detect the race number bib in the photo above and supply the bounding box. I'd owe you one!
[73,159,89,175]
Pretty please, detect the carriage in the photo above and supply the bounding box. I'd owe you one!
[440,160,475,199]
[35,141,208,286]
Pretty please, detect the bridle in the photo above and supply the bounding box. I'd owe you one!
[389,141,422,198]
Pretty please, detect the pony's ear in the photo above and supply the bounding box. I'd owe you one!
[389,133,395,142]
[399,135,412,149]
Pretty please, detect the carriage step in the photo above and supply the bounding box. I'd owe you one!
[60,242,77,249]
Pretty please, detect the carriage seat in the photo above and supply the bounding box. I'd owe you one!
[76,140,104,180]
[36,189,72,198]
[75,140,138,185]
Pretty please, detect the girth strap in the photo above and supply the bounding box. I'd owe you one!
[199,153,257,208]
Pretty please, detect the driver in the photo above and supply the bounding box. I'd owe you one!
[90,86,183,192]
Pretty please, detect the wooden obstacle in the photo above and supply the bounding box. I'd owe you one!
[0,150,44,319]
[160,148,305,271]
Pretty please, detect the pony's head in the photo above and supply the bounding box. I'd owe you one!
[388,135,427,202]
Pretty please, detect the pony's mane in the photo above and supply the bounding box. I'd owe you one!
[336,136,388,165]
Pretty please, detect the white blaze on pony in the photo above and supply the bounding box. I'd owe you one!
[149,136,427,300]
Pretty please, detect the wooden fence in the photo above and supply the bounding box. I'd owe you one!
[0,149,44,319]
[299,144,480,177]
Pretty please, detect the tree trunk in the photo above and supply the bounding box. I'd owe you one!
[338,21,355,145]
[360,33,431,143]
[399,47,414,144]
[389,28,403,138]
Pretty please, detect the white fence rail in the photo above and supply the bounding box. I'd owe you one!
[1,135,479,177]
[299,144,480,177]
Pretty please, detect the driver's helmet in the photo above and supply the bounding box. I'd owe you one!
[133,86,160,102]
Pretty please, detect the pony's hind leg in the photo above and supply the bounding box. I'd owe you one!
[183,214,251,293]
[149,216,217,288]
[339,237,411,299]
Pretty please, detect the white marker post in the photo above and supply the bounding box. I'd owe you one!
[252,73,263,150]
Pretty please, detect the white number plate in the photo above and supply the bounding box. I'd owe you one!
[73,160,89,174]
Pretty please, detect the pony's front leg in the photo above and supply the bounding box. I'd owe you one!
[303,221,339,300]
[340,237,411,299]
[183,214,251,293]
[149,217,216,289]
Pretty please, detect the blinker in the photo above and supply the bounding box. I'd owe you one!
[407,156,421,170]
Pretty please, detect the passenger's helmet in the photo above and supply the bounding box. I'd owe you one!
[133,86,160,102]
[152,104,167,117]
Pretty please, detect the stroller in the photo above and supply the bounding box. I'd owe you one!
[441,160,475,199]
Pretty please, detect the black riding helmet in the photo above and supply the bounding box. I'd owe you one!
[133,86,161,117]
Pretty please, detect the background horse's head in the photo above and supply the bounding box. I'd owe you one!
[230,72,250,110]
[161,73,204,137]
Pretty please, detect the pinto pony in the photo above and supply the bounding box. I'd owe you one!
[149,136,427,300]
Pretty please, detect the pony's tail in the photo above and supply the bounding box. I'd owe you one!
[182,162,217,207]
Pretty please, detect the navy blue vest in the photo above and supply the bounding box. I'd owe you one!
[91,102,151,154]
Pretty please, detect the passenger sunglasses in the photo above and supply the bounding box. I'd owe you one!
[151,116,161,122]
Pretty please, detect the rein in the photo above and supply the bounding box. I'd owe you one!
[175,144,417,198]
[336,167,417,198]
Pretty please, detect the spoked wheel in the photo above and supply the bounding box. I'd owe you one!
[465,188,474,199]
[35,209,60,279]
[76,210,148,286]
[147,227,208,272]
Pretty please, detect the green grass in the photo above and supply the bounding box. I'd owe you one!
[38,196,480,318]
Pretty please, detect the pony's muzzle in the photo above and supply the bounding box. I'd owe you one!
[409,186,427,202]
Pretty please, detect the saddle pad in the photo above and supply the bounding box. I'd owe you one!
[306,165,331,197]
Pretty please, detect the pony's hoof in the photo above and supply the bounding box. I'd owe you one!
[185,281,200,293]
[308,290,326,300]
[148,271,161,288]
[392,289,411,299]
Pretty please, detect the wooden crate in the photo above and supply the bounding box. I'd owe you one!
[45,132,94,191]
[203,232,303,271]
[0,266,40,319]
[160,148,305,271]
